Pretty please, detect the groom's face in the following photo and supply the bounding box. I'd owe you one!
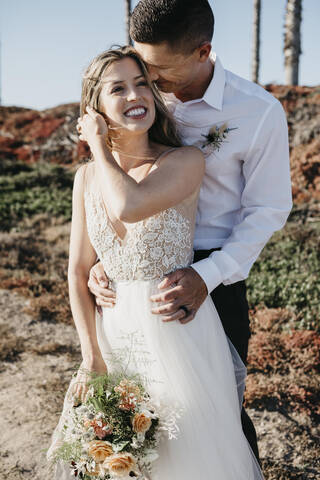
[135,41,203,95]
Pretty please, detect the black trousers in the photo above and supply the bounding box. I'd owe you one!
[193,248,261,465]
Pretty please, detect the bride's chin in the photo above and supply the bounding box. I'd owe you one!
[122,123,152,135]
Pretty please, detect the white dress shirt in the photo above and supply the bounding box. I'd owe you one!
[163,53,293,294]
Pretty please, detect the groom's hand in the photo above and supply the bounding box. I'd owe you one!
[150,267,208,324]
[87,261,116,313]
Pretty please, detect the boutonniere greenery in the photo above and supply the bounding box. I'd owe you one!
[193,123,238,156]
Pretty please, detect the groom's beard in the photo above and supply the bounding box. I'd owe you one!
[155,80,173,93]
[154,78,183,94]
[155,77,194,96]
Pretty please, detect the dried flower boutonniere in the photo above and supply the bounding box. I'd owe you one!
[193,123,238,156]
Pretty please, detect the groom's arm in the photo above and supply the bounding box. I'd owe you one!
[191,100,292,294]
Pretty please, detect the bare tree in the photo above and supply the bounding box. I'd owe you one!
[125,0,133,45]
[251,0,261,83]
[0,37,2,105]
[284,0,302,85]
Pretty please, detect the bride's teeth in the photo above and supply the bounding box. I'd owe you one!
[125,108,146,117]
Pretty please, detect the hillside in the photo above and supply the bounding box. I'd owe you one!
[1,85,319,205]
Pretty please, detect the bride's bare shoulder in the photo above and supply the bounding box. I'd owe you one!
[155,143,204,160]
[176,145,205,161]
[163,145,205,177]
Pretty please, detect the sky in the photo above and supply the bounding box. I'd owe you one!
[0,0,319,110]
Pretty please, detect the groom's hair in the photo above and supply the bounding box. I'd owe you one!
[130,0,214,54]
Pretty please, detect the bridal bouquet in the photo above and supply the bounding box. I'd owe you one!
[49,364,182,479]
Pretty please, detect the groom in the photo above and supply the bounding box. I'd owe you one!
[87,0,292,463]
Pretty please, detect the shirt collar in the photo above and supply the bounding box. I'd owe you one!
[161,52,226,111]
[202,52,225,110]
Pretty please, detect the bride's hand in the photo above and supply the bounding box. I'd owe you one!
[70,355,108,406]
[77,105,108,146]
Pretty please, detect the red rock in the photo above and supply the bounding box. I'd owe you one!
[28,117,65,140]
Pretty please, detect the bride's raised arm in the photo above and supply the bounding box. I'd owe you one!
[79,107,205,223]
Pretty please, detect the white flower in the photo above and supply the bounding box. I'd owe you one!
[138,406,158,420]
[142,449,159,463]
[130,436,140,449]
[137,431,146,443]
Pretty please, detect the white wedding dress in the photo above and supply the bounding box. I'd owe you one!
[46,158,264,479]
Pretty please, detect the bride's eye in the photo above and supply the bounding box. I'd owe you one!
[111,86,124,93]
[137,80,148,87]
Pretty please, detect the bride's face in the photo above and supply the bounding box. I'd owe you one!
[98,57,156,135]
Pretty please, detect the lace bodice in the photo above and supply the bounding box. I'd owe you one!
[83,161,200,282]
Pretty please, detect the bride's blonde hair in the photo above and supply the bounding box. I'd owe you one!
[80,45,181,150]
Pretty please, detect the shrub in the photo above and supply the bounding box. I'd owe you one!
[247,218,320,330]
[0,159,74,230]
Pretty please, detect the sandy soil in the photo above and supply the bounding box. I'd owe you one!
[0,289,81,479]
[0,289,318,479]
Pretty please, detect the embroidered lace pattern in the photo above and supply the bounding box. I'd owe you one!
[83,179,199,282]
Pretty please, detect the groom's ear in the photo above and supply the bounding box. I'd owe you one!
[197,42,212,63]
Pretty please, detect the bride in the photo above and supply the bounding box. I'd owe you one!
[46,45,264,479]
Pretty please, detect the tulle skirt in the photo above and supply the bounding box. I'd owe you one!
[47,278,264,479]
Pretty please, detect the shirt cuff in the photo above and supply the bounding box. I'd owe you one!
[190,257,223,294]
[191,250,242,294]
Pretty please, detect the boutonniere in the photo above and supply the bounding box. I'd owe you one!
[193,123,238,156]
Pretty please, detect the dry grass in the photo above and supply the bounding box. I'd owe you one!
[245,307,320,422]
[261,459,319,480]
[29,341,78,357]
[0,324,25,363]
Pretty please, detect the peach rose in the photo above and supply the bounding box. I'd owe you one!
[132,412,152,434]
[103,452,138,477]
[88,440,114,462]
